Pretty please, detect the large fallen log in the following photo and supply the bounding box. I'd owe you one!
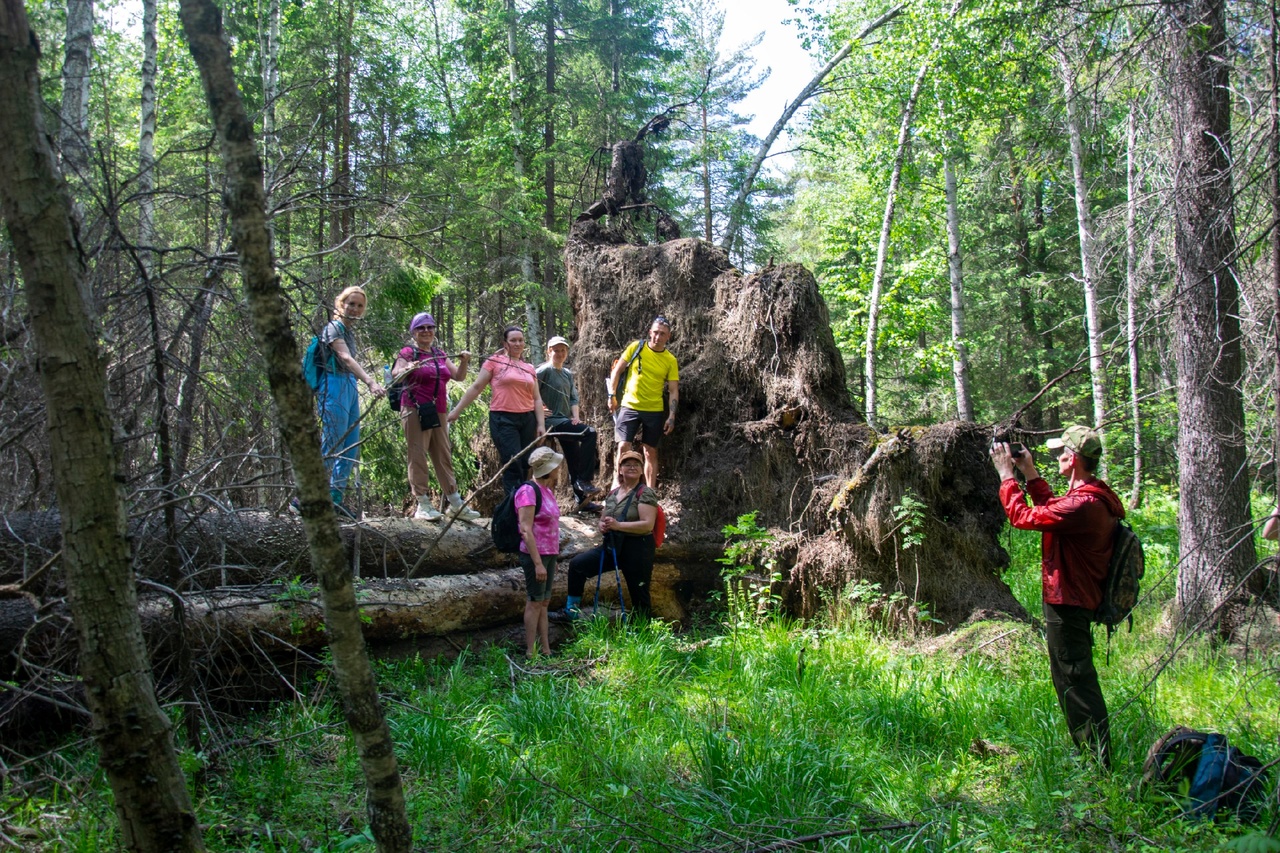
[0,510,723,588]
[137,559,705,656]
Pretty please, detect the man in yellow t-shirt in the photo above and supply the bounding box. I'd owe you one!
[607,316,679,487]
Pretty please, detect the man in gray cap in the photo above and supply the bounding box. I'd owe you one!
[990,425,1125,769]
[537,336,603,512]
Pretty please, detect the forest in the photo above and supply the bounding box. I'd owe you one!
[2,0,1280,848]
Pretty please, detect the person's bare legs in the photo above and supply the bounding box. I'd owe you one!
[538,601,551,655]
[642,443,659,489]
[524,600,540,657]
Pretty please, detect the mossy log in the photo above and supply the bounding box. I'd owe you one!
[136,560,701,657]
[0,511,723,589]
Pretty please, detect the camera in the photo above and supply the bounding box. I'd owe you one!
[992,439,1026,458]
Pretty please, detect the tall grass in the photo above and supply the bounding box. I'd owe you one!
[6,489,1278,851]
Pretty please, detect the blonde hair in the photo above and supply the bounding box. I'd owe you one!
[333,286,367,319]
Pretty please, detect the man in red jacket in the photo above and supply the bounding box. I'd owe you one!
[992,425,1124,768]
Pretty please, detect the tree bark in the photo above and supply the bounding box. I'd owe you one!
[59,0,92,178]
[865,56,930,429]
[1125,102,1144,508]
[1059,50,1107,470]
[507,0,541,352]
[719,4,903,254]
[1271,0,1280,502]
[943,144,973,422]
[175,1,413,848]
[0,1,205,849]
[0,512,718,587]
[1163,0,1257,634]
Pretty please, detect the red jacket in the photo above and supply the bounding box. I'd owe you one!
[999,476,1126,609]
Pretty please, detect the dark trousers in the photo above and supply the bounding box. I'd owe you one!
[1043,601,1111,767]
[568,534,654,617]
[549,420,599,498]
[490,410,537,495]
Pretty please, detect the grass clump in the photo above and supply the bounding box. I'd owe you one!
[5,489,1279,850]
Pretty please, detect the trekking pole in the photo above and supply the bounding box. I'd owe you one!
[591,545,606,616]
[609,543,626,620]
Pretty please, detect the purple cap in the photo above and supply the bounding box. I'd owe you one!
[410,312,436,332]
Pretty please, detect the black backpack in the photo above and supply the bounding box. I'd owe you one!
[491,482,541,554]
[1094,518,1144,634]
[1141,726,1268,822]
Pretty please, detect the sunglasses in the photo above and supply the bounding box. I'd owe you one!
[414,325,437,331]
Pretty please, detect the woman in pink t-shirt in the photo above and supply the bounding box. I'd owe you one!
[448,325,546,495]
[516,446,563,657]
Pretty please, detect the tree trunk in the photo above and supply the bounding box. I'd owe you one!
[1059,50,1107,470]
[507,0,541,351]
[1125,102,1144,508]
[542,0,557,315]
[0,2,205,848]
[0,511,719,587]
[175,1,413,848]
[1163,0,1257,634]
[59,0,92,179]
[943,146,973,422]
[702,99,713,242]
[865,57,930,429]
[139,0,157,265]
[719,4,904,254]
[1271,0,1280,502]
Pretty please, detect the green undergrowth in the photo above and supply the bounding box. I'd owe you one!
[7,490,1280,851]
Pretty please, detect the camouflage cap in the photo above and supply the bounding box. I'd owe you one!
[1046,424,1102,459]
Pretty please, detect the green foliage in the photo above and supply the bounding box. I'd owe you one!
[17,543,1280,851]
[717,512,784,626]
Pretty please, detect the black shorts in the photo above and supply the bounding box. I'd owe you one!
[614,407,665,448]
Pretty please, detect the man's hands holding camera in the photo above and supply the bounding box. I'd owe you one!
[990,440,1039,483]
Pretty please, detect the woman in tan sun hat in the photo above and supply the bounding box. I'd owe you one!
[516,445,564,657]
[558,449,658,621]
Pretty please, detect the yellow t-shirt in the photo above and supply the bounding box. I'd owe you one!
[619,342,678,412]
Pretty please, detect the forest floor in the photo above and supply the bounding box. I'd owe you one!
[4,490,1279,852]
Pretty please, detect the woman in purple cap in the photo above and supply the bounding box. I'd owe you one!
[391,312,478,521]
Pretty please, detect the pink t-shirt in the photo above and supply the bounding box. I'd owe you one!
[514,482,560,555]
[483,353,537,413]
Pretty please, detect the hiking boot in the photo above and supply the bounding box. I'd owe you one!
[576,500,604,515]
[575,481,603,498]
[552,602,587,622]
[414,499,443,522]
[448,502,481,521]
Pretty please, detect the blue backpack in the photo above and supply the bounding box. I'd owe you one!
[302,322,342,391]
[1142,726,1268,822]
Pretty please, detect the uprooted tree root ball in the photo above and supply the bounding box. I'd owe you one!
[542,222,1028,628]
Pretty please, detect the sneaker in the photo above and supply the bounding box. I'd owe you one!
[414,503,443,522]
[449,503,481,521]
[288,497,302,515]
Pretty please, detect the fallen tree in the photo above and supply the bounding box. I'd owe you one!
[555,222,1026,626]
[1,512,722,587]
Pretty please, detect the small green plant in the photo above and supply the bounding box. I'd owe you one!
[718,512,783,626]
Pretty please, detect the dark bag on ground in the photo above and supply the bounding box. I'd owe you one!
[1141,725,1268,822]
[1094,519,1145,633]
[491,482,541,554]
